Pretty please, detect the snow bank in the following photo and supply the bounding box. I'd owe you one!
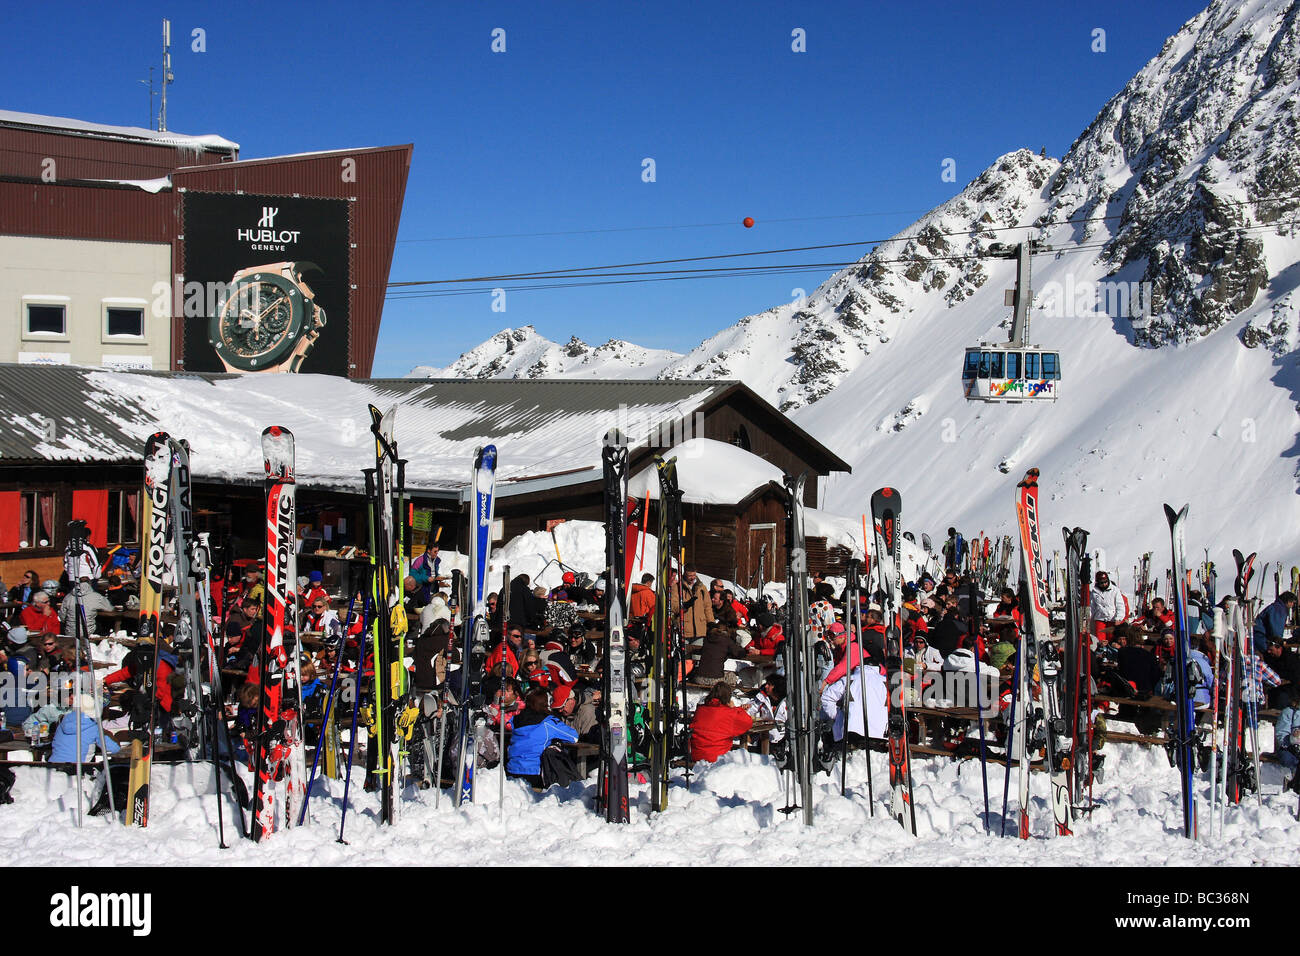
[2,723,1293,866]
[627,437,784,505]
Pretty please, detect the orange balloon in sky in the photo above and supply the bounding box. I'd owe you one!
[743,217,755,228]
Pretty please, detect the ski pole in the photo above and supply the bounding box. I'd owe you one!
[1000,647,1020,837]
[338,591,372,844]
[74,594,84,828]
[499,565,511,820]
[851,563,873,814]
[300,592,358,826]
[77,602,117,823]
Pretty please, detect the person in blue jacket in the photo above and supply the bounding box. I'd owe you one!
[1189,636,1215,710]
[50,694,120,764]
[1274,687,1299,792]
[1253,592,1296,652]
[505,687,579,788]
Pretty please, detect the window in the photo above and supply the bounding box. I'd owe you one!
[978,352,992,378]
[963,352,980,380]
[1005,351,1021,379]
[26,304,65,335]
[19,491,55,549]
[105,307,144,338]
[989,351,1005,378]
[1025,352,1040,379]
[1041,352,1061,380]
[107,490,140,545]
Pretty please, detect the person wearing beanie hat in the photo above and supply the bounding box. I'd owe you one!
[909,632,944,675]
[2,624,39,726]
[302,571,329,608]
[550,681,576,713]
[49,692,121,764]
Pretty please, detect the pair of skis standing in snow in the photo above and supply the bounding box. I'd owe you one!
[82,433,247,843]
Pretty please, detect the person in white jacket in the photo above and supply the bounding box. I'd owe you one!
[821,661,888,741]
[1089,570,1128,643]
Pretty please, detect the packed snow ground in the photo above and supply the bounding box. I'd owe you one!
[7,522,1292,866]
[4,726,1296,866]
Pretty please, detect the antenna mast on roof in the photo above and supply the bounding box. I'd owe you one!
[139,66,156,130]
[158,19,174,132]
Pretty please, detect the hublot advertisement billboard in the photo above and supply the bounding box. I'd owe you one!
[181,192,350,375]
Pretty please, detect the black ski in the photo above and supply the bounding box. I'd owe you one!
[601,437,631,823]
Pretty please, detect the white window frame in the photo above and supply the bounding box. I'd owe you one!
[21,295,71,342]
[101,297,149,344]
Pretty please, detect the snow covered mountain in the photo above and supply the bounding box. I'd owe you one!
[410,325,681,379]
[414,0,1300,572]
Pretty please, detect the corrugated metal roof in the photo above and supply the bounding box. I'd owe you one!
[0,365,736,495]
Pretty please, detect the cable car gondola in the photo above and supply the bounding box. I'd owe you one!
[962,240,1062,403]
[962,346,1061,401]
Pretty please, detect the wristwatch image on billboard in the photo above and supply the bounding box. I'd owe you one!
[208,261,327,373]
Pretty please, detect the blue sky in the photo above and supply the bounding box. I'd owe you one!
[4,0,1207,375]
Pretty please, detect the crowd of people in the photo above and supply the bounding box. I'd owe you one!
[3,531,1299,811]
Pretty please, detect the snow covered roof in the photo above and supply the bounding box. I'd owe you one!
[0,109,239,153]
[627,438,785,505]
[0,365,743,496]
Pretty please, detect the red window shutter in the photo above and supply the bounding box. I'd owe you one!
[71,489,110,548]
[0,491,19,552]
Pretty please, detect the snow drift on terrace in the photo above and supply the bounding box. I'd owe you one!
[3,717,1294,867]
[421,0,1300,577]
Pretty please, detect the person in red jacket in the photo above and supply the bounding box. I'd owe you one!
[1139,597,1175,634]
[19,591,60,637]
[725,590,750,628]
[102,638,175,729]
[750,613,784,656]
[690,683,754,763]
[990,587,1023,630]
